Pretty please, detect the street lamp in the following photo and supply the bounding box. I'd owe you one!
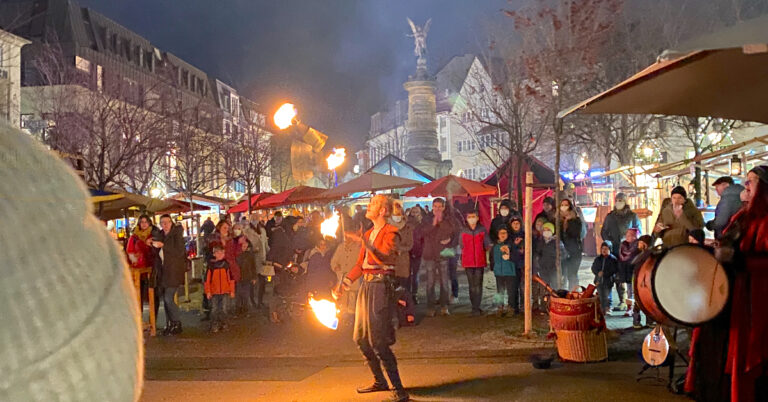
[730,154,743,176]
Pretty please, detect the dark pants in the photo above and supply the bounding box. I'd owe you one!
[210,294,227,326]
[255,274,268,306]
[495,275,520,310]
[465,268,484,312]
[409,255,421,297]
[354,279,403,390]
[423,258,450,308]
[235,281,251,311]
[597,281,612,312]
[563,252,582,291]
[448,256,459,298]
[163,286,181,324]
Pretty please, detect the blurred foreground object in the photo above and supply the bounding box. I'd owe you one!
[0,123,143,401]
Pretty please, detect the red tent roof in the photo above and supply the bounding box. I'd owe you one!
[256,186,329,209]
[227,192,274,214]
[405,175,497,198]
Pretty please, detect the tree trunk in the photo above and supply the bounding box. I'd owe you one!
[246,186,253,215]
[554,117,563,290]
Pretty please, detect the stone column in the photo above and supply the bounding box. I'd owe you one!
[404,78,440,166]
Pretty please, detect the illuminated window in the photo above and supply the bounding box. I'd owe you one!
[75,56,91,73]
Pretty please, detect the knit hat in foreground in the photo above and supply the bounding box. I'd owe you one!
[0,123,143,401]
[671,185,687,199]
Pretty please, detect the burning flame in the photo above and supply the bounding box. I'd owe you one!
[326,148,346,170]
[309,297,339,330]
[274,103,297,130]
[320,212,340,238]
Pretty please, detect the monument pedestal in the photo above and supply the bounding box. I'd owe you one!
[404,76,452,178]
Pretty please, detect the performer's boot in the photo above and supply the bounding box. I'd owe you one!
[357,361,389,393]
[380,352,407,401]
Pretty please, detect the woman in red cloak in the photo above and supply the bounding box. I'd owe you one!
[688,166,768,401]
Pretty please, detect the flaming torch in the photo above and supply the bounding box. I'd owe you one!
[327,148,345,187]
[320,212,340,239]
[273,103,297,130]
[309,296,339,330]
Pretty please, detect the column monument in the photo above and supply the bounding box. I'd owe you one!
[404,18,451,178]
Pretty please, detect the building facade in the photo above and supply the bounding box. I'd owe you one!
[0,28,29,127]
[364,54,508,182]
[1,0,277,201]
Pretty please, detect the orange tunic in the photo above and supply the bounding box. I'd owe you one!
[346,223,400,282]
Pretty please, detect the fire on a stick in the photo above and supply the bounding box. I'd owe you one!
[320,212,340,238]
[274,103,297,130]
[326,147,346,170]
[308,296,339,330]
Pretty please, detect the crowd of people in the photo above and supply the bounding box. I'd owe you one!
[121,169,766,400]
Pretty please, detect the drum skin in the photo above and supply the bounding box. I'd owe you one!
[634,245,729,327]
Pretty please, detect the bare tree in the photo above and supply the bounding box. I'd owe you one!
[161,91,223,222]
[228,105,272,213]
[28,39,168,198]
[459,56,550,208]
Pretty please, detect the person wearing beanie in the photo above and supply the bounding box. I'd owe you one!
[591,242,619,312]
[654,185,704,247]
[0,123,142,401]
[490,198,518,242]
[535,196,557,225]
[533,221,567,304]
[601,192,642,257]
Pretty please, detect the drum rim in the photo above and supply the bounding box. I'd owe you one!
[650,244,727,327]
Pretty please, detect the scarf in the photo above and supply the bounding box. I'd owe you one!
[133,225,153,241]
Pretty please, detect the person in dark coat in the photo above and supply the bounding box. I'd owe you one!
[490,199,517,242]
[705,176,745,239]
[559,199,583,291]
[408,206,426,302]
[534,196,556,224]
[265,211,283,247]
[155,214,188,336]
[601,193,642,256]
[591,242,618,312]
[421,197,458,317]
[201,217,215,237]
[266,216,304,323]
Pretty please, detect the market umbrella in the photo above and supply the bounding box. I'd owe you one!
[558,15,768,123]
[89,188,125,203]
[227,192,274,214]
[155,199,211,215]
[94,192,175,220]
[256,186,329,209]
[321,172,423,199]
[404,175,497,198]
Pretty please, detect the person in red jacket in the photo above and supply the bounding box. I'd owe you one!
[205,245,235,333]
[334,194,408,402]
[459,211,491,316]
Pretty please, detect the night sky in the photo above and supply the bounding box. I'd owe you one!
[78,0,511,149]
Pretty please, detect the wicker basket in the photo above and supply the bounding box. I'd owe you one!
[555,329,608,362]
[549,296,601,331]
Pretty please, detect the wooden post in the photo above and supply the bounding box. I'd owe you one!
[148,287,156,337]
[524,171,533,335]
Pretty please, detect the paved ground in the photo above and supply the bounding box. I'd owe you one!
[140,257,690,401]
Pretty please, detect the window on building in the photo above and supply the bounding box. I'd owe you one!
[181,70,189,88]
[96,65,103,91]
[470,140,476,151]
[457,141,462,152]
[440,136,447,152]
[439,116,447,130]
[75,56,90,73]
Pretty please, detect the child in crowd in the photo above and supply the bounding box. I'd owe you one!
[533,222,566,309]
[616,228,640,312]
[459,211,491,316]
[592,242,618,313]
[509,216,525,310]
[236,237,258,316]
[205,245,235,333]
[632,235,654,328]
[302,238,337,299]
[490,228,519,316]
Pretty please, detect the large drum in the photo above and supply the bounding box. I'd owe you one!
[635,244,729,327]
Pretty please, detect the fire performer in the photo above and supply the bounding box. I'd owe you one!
[334,194,409,402]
